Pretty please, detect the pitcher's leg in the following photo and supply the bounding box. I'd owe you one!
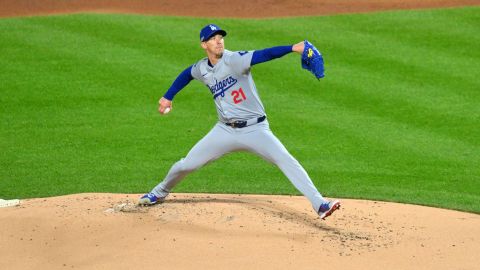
[243,125,327,212]
[151,124,236,198]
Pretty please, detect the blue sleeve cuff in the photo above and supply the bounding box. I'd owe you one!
[163,66,194,100]
[251,45,293,66]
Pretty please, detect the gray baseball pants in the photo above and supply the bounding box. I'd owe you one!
[151,120,327,212]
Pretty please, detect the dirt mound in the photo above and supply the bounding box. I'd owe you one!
[1,193,479,269]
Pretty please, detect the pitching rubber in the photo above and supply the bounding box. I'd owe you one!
[0,199,20,208]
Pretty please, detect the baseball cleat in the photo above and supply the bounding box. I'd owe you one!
[138,193,163,206]
[318,200,341,220]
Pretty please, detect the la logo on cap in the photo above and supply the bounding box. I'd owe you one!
[200,24,226,41]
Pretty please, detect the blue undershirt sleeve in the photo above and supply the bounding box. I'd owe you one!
[251,45,293,66]
[163,66,194,100]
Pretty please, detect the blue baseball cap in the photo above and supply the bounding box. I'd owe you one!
[200,24,227,42]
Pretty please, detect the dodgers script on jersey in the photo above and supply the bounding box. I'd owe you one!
[190,50,266,123]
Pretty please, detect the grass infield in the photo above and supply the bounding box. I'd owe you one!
[1,7,479,213]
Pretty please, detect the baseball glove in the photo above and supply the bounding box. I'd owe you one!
[301,40,325,79]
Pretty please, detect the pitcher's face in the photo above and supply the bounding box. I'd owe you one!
[202,34,225,58]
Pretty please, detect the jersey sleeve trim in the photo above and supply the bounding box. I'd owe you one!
[251,45,293,66]
[163,65,194,100]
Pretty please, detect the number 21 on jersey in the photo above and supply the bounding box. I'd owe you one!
[231,88,246,104]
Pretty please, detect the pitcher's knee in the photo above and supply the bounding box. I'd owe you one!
[175,158,202,173]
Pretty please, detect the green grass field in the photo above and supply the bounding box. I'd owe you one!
[1,7,479,213]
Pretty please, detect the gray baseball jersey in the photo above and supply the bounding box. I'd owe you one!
[149,48,329,214]
[191,50,265,123]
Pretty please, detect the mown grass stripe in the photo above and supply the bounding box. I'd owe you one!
[1,7,479,213]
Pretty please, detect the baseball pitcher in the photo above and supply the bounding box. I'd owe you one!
[139,24,340,220]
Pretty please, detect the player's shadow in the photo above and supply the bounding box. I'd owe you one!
[162,196,342,234]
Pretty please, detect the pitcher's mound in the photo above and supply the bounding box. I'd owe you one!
[0,193,479,269]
